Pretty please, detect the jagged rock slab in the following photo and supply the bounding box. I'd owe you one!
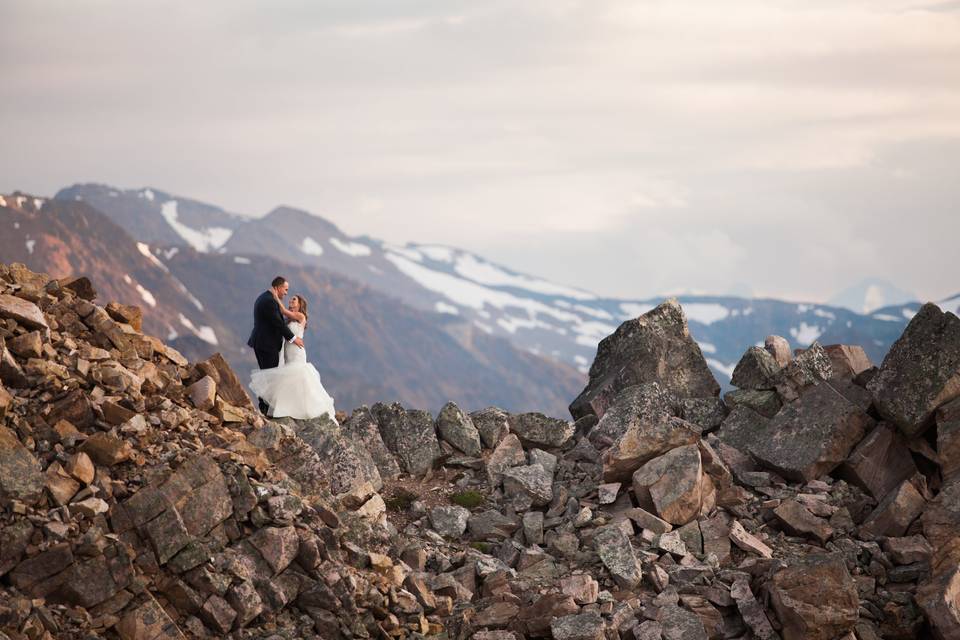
[916,542,960,640]
[746,382,874,482]
[436,401,481,456]
[570,300,719,420]
[773,499,833,545]
[715,405,770,454]
[341,405,402,481]
[768,554,859,640]
[470,406,511,449]
[0,425,44,505]
[723,388,781,419]
[601,413,700,483]
[372,402,442,475]
[731,346,781,390]
[824,344,873,378]
[867,302,960,436]
[0,293,49,333]
[593,524,643,588]
[486,433,526,485]
[587,383,678,448]
[838,422,917,500]
[287,414,383,495]
[860,479,926,538]
[921,479,960,549]
[772,342,833,403]
[509,412,575,449]
[632,444,710,526]
[502,463,553,509]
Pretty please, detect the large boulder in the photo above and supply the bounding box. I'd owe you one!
[435,402,482,456]
[859,479,926,538]
[372,403,442,475]
[631,444,711,525]
[0,293,49,334]
[823,344,873,379]
[867,303,960,436]
[837,423,917,500]
[587,383,678,448]
[745,382,874,482]
[470,406,511,449]
[287,414,383,495]
[0,425,44,506]
[509,412,575,449]
[195,352,254,410]
[569,300,719,421]
[768,554,859,640]
[922,480,960,550]
[730,346,781,390]
[938,397,960,485]
[593,524,642,588]
[771,342,833,403]
[341,406,402,481]
[601,413,700,483]
[916,542,960,640]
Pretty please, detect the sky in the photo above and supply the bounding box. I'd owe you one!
[1,0,958,303]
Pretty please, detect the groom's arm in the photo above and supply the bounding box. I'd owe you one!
[263,296,295,341]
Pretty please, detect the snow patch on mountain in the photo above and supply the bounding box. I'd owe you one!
[136,242,170,273]
[25,239,35,254]
[234,256,251,264]
[160,200,233,252]
[452,253,596,300]
[136,284,157,307]
[300,237,324,256]
[418,245,455,263]
[330,237,372,257]
[789,322,823,345]
[178,313,218,345]
[683,303,730,325]
[435,301,459,315]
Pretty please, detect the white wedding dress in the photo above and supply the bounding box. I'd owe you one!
[249,321,338,422]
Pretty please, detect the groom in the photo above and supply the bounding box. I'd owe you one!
[248,276,305,414]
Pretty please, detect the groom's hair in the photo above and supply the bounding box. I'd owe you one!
[271,276,287,288]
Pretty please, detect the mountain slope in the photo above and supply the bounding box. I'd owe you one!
[56,183,948,387]
[3,191,583,415]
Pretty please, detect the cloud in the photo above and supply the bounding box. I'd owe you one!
[0,0,957,303]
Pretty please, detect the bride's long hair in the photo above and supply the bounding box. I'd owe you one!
[292,295,308,328]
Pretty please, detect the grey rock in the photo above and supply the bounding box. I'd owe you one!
[570,300,719,421]
[528,449,557,477]
[588,383,679,448]
[679,396,728,433]
[765,335,793,367]
[656,604,708,640]
[342,405,402,481]
[509,412,575,449]
[502,464,554,509]
[372,402,442,475]
[288,414,383,495]
[522,511,544,545]
[772,342,833,403]
[731,346,781,390]
[468,510,520,540]
[723,388,782,418]
[551,612,605,640]
[0,425,44,506]
[470,406,511,449]
[429,505,471,538]
[593,524,642,588]
[486,433,526,485]
[867,302,960,436]
[436,401,482,456]
[746,382,875,482]
[715,406,770,455]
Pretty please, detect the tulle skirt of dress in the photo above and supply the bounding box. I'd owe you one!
[249,362,338,422]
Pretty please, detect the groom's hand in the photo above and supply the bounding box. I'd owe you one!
[293,337,304,349]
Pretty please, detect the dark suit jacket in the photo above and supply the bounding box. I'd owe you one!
[247,290,295,353]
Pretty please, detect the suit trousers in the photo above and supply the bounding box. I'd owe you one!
[254,347,281,414]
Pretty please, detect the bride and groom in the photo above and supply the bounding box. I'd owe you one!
[247,276,337,422]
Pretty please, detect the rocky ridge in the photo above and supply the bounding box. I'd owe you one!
[2,262,960,639]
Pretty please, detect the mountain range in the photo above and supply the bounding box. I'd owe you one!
[2,183,952,415]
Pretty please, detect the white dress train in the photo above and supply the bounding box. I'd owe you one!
[249,321,338,422]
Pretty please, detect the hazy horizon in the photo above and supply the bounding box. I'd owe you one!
[2,1,958,304]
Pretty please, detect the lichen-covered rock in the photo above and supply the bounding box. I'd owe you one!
[772,342,833,403]
[372,402,442,475]
[0,425,44,505]
[588,383,678,448]
[731,346,781,390]
[838,422,917,500]
[723,388,781,418]
[471,406,511,449]
[509,412,575,449]
[601,412,700,483]
[769,554,859,640]
[501,463,553,509]
[632,444,709,526]
[429,505,471,538]
[551,612,606,640]
[570,300,719,420]
[593,524,642,588]
[745,382,874,482]
[342,405,402,481]
[287,414,383,495]
[859,479,926,538]
[435,401,482,456]
[867,303,960,436]
[486,433,526,485]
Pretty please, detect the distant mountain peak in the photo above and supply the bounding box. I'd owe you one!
[828,277,917,314]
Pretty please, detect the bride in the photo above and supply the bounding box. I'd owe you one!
[249,293,338,422]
